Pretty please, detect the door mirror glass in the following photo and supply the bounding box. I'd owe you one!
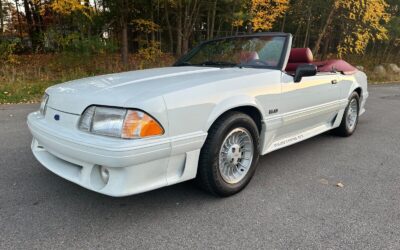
[294,64,317,82]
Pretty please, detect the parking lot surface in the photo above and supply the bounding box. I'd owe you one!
[1,85,400,249]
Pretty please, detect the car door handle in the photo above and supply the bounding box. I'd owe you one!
[331,80,338,85]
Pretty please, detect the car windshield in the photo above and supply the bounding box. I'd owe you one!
[175,35,287,69]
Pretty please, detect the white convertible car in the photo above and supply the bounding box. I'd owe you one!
[28,33,368,197]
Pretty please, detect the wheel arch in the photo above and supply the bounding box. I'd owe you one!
[346,71,367,99]
[353,87,362,98]
[205,96,266,133]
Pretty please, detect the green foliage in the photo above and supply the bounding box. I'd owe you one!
[43,29,118,55]
[136,41,165,69]
[0,39,19,65]
[0,81,53,104]
[0,0,399,105]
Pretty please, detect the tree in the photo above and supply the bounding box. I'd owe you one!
[250,0,289,31]
[313,0,337,55]
[206,0,217,40]
[23,0,37,48]
[100,0,137,65]
[172,0,202,56]
[0,0,4,35]
[0,0,398,67]
[336,0,390,57]
[50,0,88,16]
[313,0,391,57]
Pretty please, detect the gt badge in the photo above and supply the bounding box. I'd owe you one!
[269,109,278,115]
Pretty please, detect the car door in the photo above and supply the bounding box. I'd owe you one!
[277,72,341,137]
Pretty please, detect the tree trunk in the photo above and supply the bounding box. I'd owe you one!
[206,6,210,40]
[210,0,217,39]
[216,17,223,37]
[182,1,189,54]
[313,2,336,55]
[382,39,393,63]
[119,0,130,66]
[15,0,23,39]
[150,1,156,42]
[303,7,311,48]
[181,0,201,54]
[23,0,37,49]
[182,36,189,54]
[93,0,98,14]
[321,27,332,60]
[280,12,286,32]
[30,1,42,33]
[0,0,4,35]
[121,20,129,66]
[293,23,302,47]
[176,0,182,56]
[164,0,174,53]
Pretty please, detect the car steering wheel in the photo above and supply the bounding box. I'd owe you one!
[247,59,271,66]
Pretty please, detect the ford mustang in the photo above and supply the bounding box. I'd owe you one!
[27,33,368,197]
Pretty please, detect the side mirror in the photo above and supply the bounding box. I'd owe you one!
[294,64,317,83]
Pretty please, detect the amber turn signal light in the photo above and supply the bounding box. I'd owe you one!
[122,110,164,139]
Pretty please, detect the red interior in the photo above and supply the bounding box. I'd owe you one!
[239,51,259,63]
[285,48,357,75]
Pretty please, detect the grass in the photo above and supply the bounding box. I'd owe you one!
[0,53,399,104]
[0,53,175,104]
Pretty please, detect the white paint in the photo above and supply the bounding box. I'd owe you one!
[27,35,369,197]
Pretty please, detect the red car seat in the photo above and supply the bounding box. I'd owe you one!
[285,48,314,72]
[285,48,358,75]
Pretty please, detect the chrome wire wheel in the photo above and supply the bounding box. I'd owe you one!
[218,128,254,184]
[346,98,359,131]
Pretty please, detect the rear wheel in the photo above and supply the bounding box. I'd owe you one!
[196,112,260,196]
[334,92,360,137]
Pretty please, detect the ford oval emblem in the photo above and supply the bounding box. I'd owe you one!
[54,114,60,121]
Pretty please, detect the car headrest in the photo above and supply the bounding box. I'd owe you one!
[239,51,259,63]
[288,48,313,63]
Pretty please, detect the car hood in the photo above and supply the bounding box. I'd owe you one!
[46,66,274,114]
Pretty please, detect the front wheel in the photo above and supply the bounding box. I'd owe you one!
[334,91,360,137]
[196,112,260,196]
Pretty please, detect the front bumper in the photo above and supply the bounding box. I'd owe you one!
[28,110,207,197]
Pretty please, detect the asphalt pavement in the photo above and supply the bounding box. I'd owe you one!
[1,85,400,250]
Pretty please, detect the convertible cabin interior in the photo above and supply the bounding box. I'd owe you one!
[284,48,357,75]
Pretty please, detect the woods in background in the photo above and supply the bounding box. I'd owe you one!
[0,0,399,63]
[0,0,399,104]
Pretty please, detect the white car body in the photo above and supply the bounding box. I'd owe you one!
[28,35,368,197]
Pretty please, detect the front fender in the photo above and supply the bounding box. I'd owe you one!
[205,95,266,131]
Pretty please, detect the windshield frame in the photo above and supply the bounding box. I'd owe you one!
[174,32,291,70]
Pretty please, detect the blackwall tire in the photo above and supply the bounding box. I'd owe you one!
[334,92,360,137]
[196,111,260,197]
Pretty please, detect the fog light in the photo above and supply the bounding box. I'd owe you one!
[100,166,110,183]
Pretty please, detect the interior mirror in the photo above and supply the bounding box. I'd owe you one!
[294,64,317,83]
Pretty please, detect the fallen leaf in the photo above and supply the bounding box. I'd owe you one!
[337,182,344,188]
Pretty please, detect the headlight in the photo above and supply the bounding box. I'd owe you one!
[39,93,49,116]
[78,106,164,139]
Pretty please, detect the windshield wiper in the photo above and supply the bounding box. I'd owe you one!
[196,61,238,67]
[174,62,193,66]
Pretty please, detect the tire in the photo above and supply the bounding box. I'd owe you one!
[196,111,260,197]
[334,91,360,137]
